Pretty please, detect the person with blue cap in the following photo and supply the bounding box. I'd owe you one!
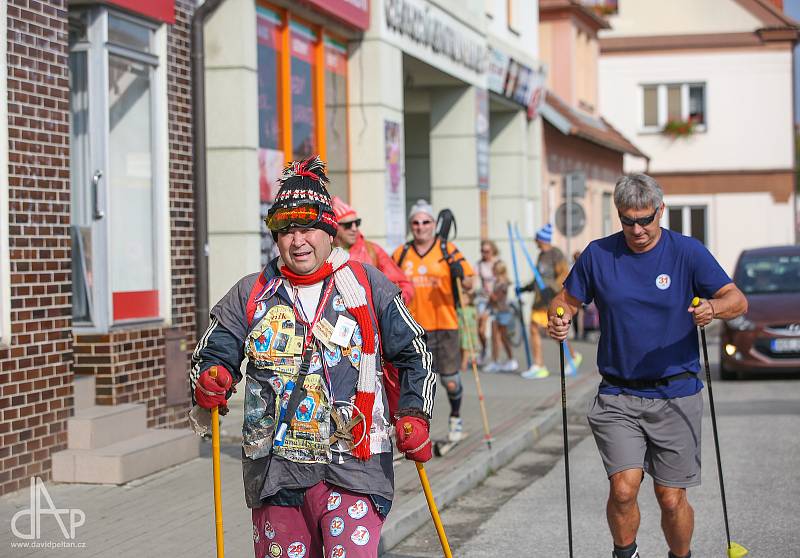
[517,223,582,379]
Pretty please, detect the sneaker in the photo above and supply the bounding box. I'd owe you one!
[612,548,639,558]
[482,361,501,373]
[521,365,550,379]
[501,359,519,372]
[448,416,464,443]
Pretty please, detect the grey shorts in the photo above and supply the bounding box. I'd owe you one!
[427,329,461,376]
[587,392,704,488]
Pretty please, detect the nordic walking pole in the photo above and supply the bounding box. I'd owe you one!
[507,222,533,368]
[209,368,225,558]
[691,297,748,558]
[456,277,493,451]
[514,223,577,374]
[405,423,453,558]
[556,306,574,558]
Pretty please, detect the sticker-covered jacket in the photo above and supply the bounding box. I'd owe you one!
[190,257,435,510]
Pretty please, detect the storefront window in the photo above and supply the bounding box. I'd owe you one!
[257,6,284,265]
[324,37,348,200]
[68,7,166,330]
[255,6,351,262]
[290,21,317,160]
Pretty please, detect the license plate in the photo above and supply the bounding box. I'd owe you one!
[771,338,800,352]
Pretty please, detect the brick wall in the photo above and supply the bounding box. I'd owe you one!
[0,0,72,496]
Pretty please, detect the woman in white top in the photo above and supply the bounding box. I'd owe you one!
[475,240,499,362]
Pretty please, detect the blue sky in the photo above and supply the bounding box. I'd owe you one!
[786,0,800,122]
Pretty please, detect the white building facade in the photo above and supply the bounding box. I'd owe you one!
[202,0,547,304]
[597,0,798,272]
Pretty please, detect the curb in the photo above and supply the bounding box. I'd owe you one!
[378,377,598,554]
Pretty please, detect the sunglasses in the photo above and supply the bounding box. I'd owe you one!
[340,218,362,230]
[266,203,322,232]
[411,219,433,226]
[619,207,659,227]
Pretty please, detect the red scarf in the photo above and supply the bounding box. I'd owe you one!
[280,261,335,286]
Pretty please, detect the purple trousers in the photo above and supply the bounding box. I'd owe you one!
[252,482,384,558]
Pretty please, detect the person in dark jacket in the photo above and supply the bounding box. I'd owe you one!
[190,157,435,558]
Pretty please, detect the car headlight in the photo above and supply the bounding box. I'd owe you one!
[726,315,755,331]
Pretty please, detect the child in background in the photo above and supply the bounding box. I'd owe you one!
[457,289,480,373]
[484,260,518,373]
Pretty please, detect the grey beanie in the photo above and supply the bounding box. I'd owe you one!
[408,199,435,221]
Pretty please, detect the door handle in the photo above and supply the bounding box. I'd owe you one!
[92,170,104,220]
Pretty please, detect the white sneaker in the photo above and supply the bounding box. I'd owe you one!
[482,361,501,373]
[448,416,464,443]
[566,352,583,376]
[521,365,550,379]
[502,359,519,372]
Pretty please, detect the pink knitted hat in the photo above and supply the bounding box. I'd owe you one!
[331,196,358,224]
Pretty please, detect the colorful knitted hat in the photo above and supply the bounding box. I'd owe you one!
[536,223,553,243]
[267,156,338,239]
[331,196,358,223]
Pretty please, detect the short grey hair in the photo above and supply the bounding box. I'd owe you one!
[613,173,663,211]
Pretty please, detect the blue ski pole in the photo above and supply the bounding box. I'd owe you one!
[513,224,578,375]
[507,222,533,369]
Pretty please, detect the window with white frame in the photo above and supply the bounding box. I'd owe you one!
[666,205,707,246]
[0,1,9,346]
[641,83,706,131]
[68,8,169,332]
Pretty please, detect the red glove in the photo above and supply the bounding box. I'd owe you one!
[395,415,432,462]
[194,366,233,410]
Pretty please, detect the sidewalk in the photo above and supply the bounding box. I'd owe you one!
[1,338,600,557]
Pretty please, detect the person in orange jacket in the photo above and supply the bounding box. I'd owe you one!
[332,196,414,305]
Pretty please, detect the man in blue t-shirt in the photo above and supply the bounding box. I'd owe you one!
[547,174,747,558]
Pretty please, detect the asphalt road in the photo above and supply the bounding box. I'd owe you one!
[385,339,800,557]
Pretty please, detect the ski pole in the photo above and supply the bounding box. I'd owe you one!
[556,307,574,558]
[209,368,225,558]
[691,297,748,558]
[507,222,533,368]
[513,224,577,374]
[456,278,493,451]
[405,424,453,558]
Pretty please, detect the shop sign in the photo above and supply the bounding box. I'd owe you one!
[476,89,490,191]
[303,0,370,31]
[384,121,406,251]
[384,0,488,75]
[488,46,546,120]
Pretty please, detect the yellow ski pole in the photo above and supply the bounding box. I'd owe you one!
[209,368,225,558]
[691,297,748,558]
[404,424,453,558]
[456,278,493,450]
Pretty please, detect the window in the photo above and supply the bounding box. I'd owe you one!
[68,8,168,331]
[641,83,705,131]
[256,4,351,265]
[666,205,707,245]
[0,1,9,346]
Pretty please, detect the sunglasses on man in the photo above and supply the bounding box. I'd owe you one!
[411,219,433,226]
[618,207,660,227]
[339,218,362,230]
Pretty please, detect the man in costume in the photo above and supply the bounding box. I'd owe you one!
[392,200,474,443]
[191,157,436,558]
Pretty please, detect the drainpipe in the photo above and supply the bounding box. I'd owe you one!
[191,0,225,340]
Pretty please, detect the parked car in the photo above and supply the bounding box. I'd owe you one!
[720,245,800,379]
